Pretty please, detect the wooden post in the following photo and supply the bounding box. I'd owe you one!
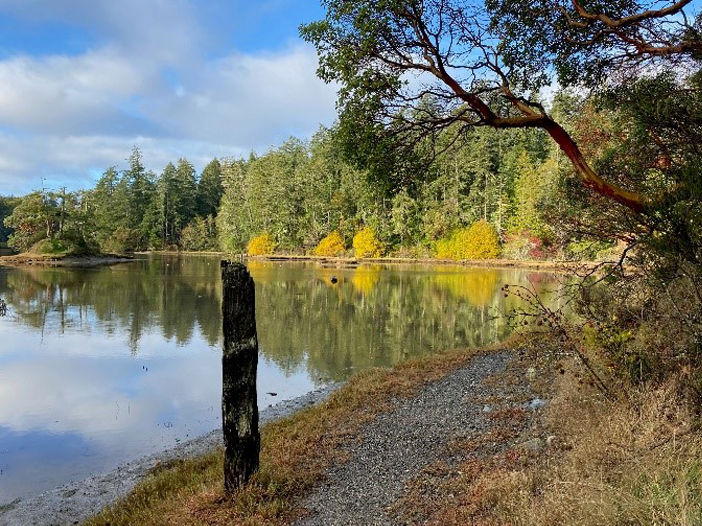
[221,261,260,492]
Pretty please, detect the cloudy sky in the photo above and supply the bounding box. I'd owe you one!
[0,0,337,195]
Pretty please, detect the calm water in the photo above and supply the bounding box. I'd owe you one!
[0,255,558,503]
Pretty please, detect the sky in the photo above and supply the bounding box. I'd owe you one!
[0,0,338,195]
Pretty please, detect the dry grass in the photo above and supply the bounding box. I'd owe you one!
[490,367,702,526]
[83,343,500,526]
[391,345,702,526]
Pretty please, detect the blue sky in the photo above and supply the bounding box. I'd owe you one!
[0,0,337,195]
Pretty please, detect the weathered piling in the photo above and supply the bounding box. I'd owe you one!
[221,261,260,492]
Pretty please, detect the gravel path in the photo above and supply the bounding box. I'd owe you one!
[296,351,523,526]
[0,384,340,526]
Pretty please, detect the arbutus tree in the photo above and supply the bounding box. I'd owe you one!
[300,0,701,215]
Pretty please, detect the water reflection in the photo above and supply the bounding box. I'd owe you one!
[0,256,558,503]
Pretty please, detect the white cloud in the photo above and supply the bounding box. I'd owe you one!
[0,0,201,66]
[0,44,337,193]
[0,1,339,193]
[0,132,247,193]
[152,44,339,145]
[0,47,149,134]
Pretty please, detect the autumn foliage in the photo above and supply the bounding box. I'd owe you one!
[247,233,277,256]
[435,221,501,260]
[352,227,383,258]
[313,231,346,257]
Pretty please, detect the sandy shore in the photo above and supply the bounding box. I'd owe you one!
[0,384,341,526]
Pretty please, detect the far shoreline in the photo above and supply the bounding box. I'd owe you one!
[0,249,622,274]
[139,250,612,273]
[0,253,135,268]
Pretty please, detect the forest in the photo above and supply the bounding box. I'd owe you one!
[0,90,609,261]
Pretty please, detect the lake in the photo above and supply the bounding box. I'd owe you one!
[0,255,559,504]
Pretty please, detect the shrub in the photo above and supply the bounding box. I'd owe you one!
[247,233,277,256]
[352,227,383,258]
[435,220,500,260]
[313,231,346,257]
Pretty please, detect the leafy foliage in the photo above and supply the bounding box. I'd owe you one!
[435,221,501,260]
[181,216,218,252]
[353,227,383,258]
[247,233,277,256]
[0,196,19,244]
[313,231,346,256]
[3,189,98,255]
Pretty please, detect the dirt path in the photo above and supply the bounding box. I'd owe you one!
[295,351,545,526]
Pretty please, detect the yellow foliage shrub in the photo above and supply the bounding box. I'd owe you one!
[247,233,276,256]
[435,220,500,260]
[313,231,345,257]
[352,227,383,258]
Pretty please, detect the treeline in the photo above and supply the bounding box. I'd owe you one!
[1,92,599,259]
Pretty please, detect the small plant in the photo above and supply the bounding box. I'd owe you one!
[353,227,383,258]
[435,220,500,260]
[313,231,345,257]
[247,233,277,256]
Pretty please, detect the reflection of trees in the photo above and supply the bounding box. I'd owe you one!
[0,256,223,353]
[0,258,559,381]
[250,262,548,383]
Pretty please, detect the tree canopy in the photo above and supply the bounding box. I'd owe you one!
[301,0,701,213]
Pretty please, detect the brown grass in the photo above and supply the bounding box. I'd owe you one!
[392,342,702,526]
[489,367,702,526]
[83,343,501,526]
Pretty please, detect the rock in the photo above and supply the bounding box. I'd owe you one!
[526,398,547,410]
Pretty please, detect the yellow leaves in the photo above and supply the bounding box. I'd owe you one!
[352,227,383,258]
[247,233,277,256]
[435,220,501,260]
[313,231,346,257]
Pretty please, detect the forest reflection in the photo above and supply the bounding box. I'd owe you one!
[0,256,557,382]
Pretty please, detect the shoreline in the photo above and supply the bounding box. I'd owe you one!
[142,251,613,273]
[1,249,618,273]
[0,383,341,526]
[0,254,135,268]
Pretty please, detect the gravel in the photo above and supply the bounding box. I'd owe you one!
[295,350,518,526]
[0,383,341,526]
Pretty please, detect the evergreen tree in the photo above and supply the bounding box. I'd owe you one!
[198,158,223,218]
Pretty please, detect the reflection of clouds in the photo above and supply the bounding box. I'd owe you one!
[0,350,218,439]
[0,326,313,441]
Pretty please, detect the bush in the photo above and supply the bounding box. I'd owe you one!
[353,227,383,258]
[313,231,345,257]
[435,220,500,260]
[247,233,277,256]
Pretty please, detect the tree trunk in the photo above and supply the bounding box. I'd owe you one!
[221,261,260,492]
